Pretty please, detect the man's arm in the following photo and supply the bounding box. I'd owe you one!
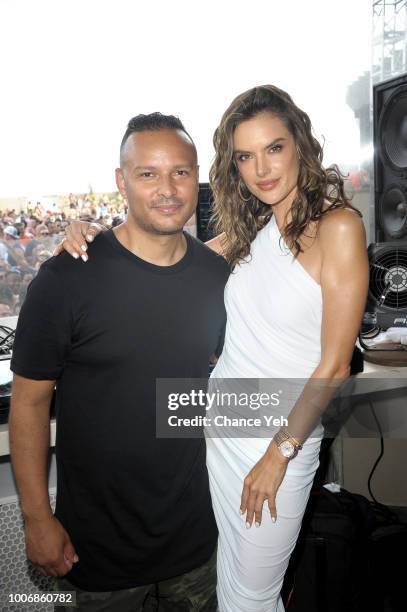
[10,375,55,521]
[10,374,78,577]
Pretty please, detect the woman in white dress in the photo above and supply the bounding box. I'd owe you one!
[202,85,369,611]
[57,84,369,611]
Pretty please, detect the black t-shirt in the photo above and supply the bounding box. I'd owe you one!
[11,230,229,591]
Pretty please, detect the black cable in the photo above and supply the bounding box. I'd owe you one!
[367,400,399,524]
[358,331,381,351]
[360,326,381,339]
[367,400,384,505]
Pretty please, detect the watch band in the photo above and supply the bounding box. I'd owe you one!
[273,428,303,452]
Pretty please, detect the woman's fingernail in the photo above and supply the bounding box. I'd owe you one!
[246,522,251,529]
[73,253,79,259]
[86,234,94,241]
[81,245,87,252]
[255,521,260,528]
[271,516,276,523]
[239,509,244,515]
[81,254,88,262]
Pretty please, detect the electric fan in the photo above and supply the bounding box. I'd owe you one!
[366,243,407,330]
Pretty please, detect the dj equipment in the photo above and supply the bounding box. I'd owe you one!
[0,326,14,424]
[196,183,215,242]
[0,377,12,425]
[365,243,407,331]
[361,75,407,345]
[0,325,15,356]
[373,74,407,243]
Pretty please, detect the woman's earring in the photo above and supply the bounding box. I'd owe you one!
[237,181,251,202]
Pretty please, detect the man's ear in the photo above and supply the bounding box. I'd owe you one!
[115,167,126,198]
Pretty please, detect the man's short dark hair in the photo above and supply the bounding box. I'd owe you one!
[120,112,195,163]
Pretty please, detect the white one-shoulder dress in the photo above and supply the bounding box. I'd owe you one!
[206,215,324,611]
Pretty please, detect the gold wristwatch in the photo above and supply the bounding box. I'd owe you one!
[273,428,303,459]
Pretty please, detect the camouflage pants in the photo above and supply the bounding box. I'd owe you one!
[54,548,217,612]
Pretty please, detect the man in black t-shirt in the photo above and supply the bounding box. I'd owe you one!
[10,114,229,611]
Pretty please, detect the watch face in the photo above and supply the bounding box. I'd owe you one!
[279,440,295,458]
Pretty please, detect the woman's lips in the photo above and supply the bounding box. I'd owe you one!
[256,178,280,191]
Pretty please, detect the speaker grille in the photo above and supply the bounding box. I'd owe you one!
[379,185,407,238]
[374,76,407,243]
[379,88,407,170]
[0,495,56,611]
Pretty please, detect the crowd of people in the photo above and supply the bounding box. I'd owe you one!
[0,193,127,316]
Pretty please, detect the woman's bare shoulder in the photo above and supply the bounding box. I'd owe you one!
[205,233,227,257]
[318,206,365,240]
[317,207,367,269]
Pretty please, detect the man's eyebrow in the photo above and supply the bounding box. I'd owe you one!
[133,163,196,171]
[233,137,287,155]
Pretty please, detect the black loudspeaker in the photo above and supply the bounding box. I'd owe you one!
[196,183,215,243]
[373,75,407,242]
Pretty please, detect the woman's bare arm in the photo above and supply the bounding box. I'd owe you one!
[241,209,369,526]
[205,233,227,257]
[278,208,369,440]
[56,224,228,262]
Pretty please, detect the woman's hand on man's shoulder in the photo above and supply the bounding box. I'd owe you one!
[52,221,105,262]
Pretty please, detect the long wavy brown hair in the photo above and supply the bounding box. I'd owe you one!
[209,84,361,269]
